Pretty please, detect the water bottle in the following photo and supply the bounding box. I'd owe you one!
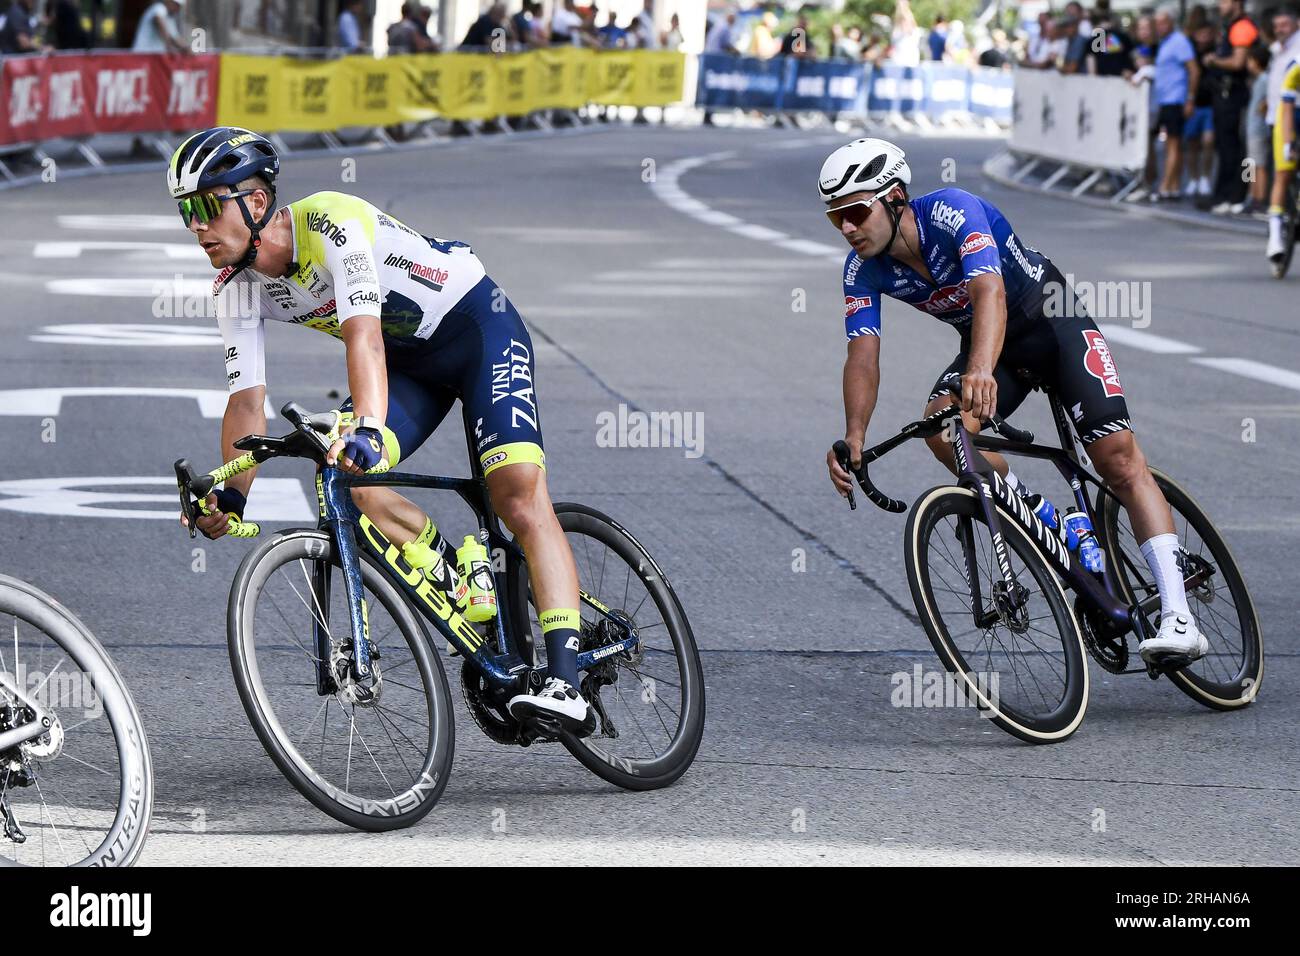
[1062,510,1105,574]
[400,522,459,596]
[455,535,498,623]
[1022,493,1077,551]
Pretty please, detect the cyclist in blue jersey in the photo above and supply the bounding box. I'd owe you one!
[168,127,592,731]
[821,138,1207,664]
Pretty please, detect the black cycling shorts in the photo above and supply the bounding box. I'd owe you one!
[929,266,1132,445]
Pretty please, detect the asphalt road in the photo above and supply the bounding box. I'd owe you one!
[0,124,1296,865]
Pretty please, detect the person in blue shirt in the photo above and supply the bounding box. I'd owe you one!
[1150,9,1201,200]
[599,11,628,47]
[820,138,1208,665]
[927,16,947,61]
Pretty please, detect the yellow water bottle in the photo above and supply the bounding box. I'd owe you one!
[455,535,497,623]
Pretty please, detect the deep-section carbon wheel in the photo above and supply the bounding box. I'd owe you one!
[509,504,705,790]
[228,530,454,831]
[906,487,1088,743]
[0,576,152,866]
[1096,468,1263,710]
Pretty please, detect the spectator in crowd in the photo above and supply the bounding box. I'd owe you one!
[416,4,439,48]
[836,24,865,61]
[663,12,684,50]
[0,0,46,54]
[749,10,779,57]
[625,15,646,48]
[635,0,659,50]
[598,10,627,48]
[1025,14,1065,68]
[1086,9,1136,76]
[1200,0,1259,212]
[337,0,366,53]
[551,0,582,45]
[890,0,922,65]
[132,0,187,53]
[1057,16,1089,74]
[1151,6,1201,201]
[781,9,818,59]
[462,2,508,49]
[979,29,1013,68]
[1243,43,1272,216]
[928,15,948,61]
[704,10,738,54]
[1129,14,1161,201]
[510,1,536,48]
[48,0,90,50]
[1183,17,1218,199]
[1065,1,1092,38]
[389,3,435,53]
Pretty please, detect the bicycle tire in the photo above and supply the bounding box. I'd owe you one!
[227,530,454,831]
[0,576,153,867]
[1095,468,1263,710]
[906,486,1088,743]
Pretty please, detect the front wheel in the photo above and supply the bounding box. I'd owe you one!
[1096,468,1263,710]
[509,504,706,790]
[906,486,1088,743]
[227,530,455,831]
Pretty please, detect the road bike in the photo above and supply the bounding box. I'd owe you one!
[175,402,705,831]
[0,574,153,866]
[834,379,1262,743]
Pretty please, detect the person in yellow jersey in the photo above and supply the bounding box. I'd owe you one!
[1268,59,1300,260]
[169,127,593,734]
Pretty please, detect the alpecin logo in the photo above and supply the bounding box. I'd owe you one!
[1081,329,1124,397]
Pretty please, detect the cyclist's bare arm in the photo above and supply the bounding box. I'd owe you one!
[182,386,267,537]
[326,314,389,472]
[830,334,880,496]
[962,272,1007,421]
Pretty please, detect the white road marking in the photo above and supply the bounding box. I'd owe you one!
[57,214,183,232]
[31,324,220,347]
[1097,325,1203,354]
[34,241,207,261]
[0,477,312,522]
[0,387,272,419]
[46,277,212,297]
[1190,357,1300,392]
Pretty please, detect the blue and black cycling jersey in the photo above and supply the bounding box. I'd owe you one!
[841,187,1054,340]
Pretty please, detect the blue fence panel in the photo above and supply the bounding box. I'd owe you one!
[779,58,868,113]
[921,63,971,116]
[967,66,1014,123]
[696,53,785,110]
[867,63,925,114]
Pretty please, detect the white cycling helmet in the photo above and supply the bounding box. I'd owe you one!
[818,138,911,204]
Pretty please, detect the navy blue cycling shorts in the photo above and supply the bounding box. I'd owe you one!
[343,275,544,476]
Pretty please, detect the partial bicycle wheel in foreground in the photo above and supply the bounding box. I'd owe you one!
[0,575,153,866]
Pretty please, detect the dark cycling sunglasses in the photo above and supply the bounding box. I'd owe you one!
[825,192,887,231]
[177,189,255,227]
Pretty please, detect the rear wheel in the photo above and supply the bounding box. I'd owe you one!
[1096,469,1263,709]
[509,504,705,790]
[906,486,1088,743]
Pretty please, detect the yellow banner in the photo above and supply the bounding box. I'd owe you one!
[217,49,683,131]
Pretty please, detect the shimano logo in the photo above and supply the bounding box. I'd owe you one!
[591,643,625,661]
[306,211,348,247]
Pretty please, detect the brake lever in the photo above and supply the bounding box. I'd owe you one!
[174,459,215,540]
[832,440,857,510]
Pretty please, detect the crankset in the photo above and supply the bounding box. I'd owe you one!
[1076,598,1130,674]
[460,660,521,746]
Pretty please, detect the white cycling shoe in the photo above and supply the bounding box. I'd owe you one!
[508,677,595,735]
[1267,231,1287,261]
[1138,612,1209,665]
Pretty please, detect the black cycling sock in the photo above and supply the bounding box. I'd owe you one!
[540,608,581,687]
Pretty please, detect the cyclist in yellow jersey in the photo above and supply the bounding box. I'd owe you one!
[168,127,593,732]
[1268,61,1300,259]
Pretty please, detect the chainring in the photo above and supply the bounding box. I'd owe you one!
[460,659,520,745]
[1076,598,1130,674]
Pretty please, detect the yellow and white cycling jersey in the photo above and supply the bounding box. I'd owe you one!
[215,191,485,393]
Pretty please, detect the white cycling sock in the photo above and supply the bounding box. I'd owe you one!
[1003,470,1034,499]
[1139,533,1190,620]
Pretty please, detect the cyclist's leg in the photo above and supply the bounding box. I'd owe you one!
[343,371,456,548]
[1268,116,1297,256]
[922,349,1033,478]
[455,279,585,701]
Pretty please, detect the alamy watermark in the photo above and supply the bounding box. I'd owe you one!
[596,403,704,459]
[1044,274,1152,328]
[890,663,1000,714]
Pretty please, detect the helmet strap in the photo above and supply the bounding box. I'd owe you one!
[214,191,277,293]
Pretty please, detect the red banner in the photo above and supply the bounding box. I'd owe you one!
[0,52,218,146]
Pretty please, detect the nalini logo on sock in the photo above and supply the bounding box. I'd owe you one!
[49,886,152,936]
